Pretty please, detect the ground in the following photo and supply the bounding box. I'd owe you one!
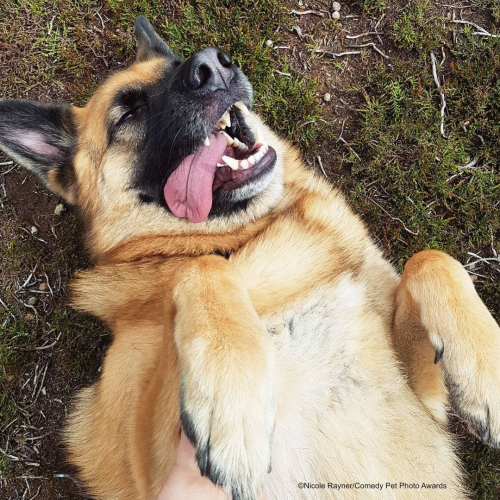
[0,0,499,498]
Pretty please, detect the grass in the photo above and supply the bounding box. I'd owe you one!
[0,0,499,497]
[393,0,447,52]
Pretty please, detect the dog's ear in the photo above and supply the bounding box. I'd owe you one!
[135,16,178,63]
[0,100,77,203]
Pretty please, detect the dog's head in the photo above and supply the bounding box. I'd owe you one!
[0,17,290,257]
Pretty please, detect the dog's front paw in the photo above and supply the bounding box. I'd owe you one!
[179,343,275,500]
[434,331,500,447]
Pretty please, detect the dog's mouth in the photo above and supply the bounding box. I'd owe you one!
[164,102,277,223]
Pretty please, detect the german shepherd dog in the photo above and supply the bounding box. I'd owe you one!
[0,16,499,500]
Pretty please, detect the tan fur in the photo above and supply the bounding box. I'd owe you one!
[8,56,499,499]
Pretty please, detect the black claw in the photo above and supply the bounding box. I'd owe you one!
[232,489,243,500]
[434,345,444,364]
[180,409,198,446]
[268,462,272,474]
[198,440,210,477]
[481,426,490,445]
[480,406,491,445]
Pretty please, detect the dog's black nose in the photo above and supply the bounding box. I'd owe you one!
[182,48,234,93]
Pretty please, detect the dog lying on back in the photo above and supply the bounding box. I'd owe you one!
[0,16,499,500]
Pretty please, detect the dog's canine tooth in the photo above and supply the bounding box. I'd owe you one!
[221,155,239,170]
[255,127,265,145]
[234,101,250,115]
[203,137,211,147]
[221,131,234,146]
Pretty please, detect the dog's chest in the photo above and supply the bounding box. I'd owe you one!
[262,274,403,496]
[264,274,375,404]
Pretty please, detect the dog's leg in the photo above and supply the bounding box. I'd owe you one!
[394,249,500,446]
[172,255,275,500]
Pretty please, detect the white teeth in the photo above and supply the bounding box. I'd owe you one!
[232,137,248,150]
[221,131,234,146]
[221,155,239,170]
[234,101,250,115]
[255,127,265,145]
[218,139,270,172]
[216,163,225,167]
[218,111,231,129]
[203,137,211,147]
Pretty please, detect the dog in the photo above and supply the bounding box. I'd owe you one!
[0,16,499,500]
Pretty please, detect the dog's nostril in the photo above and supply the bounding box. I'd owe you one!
[182,48,235,93]
[194,64,212,89]
[217,50,232,68]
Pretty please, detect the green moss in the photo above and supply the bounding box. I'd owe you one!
[347,19,500,323]
[353,0,387,15]
[393,0,447,52]
[463,440,500,499]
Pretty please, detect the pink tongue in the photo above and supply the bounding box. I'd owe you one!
[164,133,228,223]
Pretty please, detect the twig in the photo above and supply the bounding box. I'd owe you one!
[1,164,16,175]
[374,13,386,31]
[31,334,61,351]
[0,296,16,320]
[336,119,362,162]
[290,9,325,17]
[0,446,20,461]
[19,264,38,290]
[23,432,53,441]
[437,3,473,7]
[311,49,361,58]
[299,118,328,128]
[464,256,500,268]
[95,7,106,30]
[24,363,49,409]
[458,156,479,169]
[44,272,54,296]
[316,156,329,178]
[466,269,490,279]
[346,42,389,59]
[274,70,291,77]
[47,16,56,36]
[452,19,498,37]
[471,31,499,38]
[345,32,383,39]
[361,193,419,235]
[28,485,42,500]
[0,160,14,166]
[19,226,47,244]
[430,52,447,138]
